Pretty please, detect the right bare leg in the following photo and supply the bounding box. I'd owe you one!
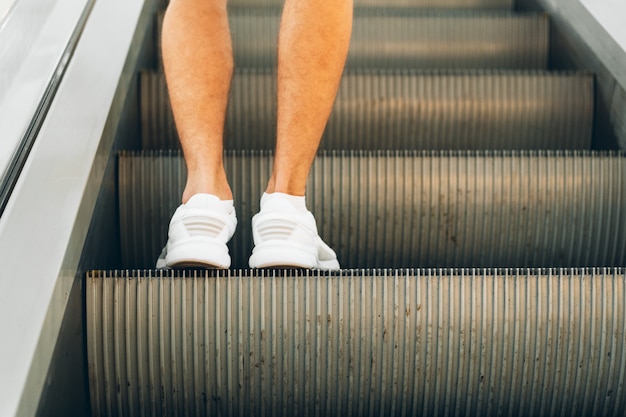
[161,0,233,203]
[249,0,351,270]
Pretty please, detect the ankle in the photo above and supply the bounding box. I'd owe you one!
[265,176,306,196]
[182,173,232,203]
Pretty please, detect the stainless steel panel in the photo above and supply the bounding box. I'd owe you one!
[612,84,626,150]
[524,0,626,150]
[87,268,626,416]
[141,70,594,151]
[0,0,157,415]
[0,0,93,213]
[119,151,626,269]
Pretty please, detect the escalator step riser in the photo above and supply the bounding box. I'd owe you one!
[156,11,548,70]
[119,151,626,269]
[141,71,593,151]
[228,0,513,9]
[236,12,548,69]
[87,268,626,417]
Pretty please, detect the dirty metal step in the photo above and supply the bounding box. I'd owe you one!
[234,11,548,69]
[160,0,513,8]
[155,11,548,70]
[119,151,626,269]
[141,70,593,151]
[228,0,513,9]
[87,268,626,417]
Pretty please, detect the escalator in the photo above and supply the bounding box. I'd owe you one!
[8,0,625,415]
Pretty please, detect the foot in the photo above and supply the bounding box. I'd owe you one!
[249,192,340,270]
[157,193,237,269]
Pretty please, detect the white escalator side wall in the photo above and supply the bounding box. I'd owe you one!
[0,0,158,415]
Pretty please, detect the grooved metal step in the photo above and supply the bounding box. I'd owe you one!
[119,151,626,269]
[156,11,548,70]
[228,0,513,8]
[87,268,626,417]
[237,11,548,69]
[141,70,593,151]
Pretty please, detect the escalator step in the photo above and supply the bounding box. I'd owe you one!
[119,151,626,269]
[228,0,513,9]
[237,11,548,69]
[156,11,548,70]
[87,268,626,417]
[141,70,593,151]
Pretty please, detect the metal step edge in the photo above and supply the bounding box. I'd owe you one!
[140,70,594,151]
[87,267,626,417]
[118,151,626,269]
[226,0,514,9]
[155,11,549,70]
[225,8,539,17]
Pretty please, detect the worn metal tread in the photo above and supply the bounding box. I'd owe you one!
[119,150,626,269]
[155,11,548,70]
[141,69,593,151]
[87,267,626,417]
[227,0,514,9]
[159,0,513,8]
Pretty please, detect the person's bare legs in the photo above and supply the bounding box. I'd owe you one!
[162,0,233,203]
[266,0,353,195]
[160,0,352,269]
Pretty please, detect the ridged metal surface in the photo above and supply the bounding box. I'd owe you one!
[119,151,626,269]
[160,0,513,7]
[141,70,593,151]
[87,268,626,417]
[154,11,547,70]
[229,11,548,69]
[228,0,513,8]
